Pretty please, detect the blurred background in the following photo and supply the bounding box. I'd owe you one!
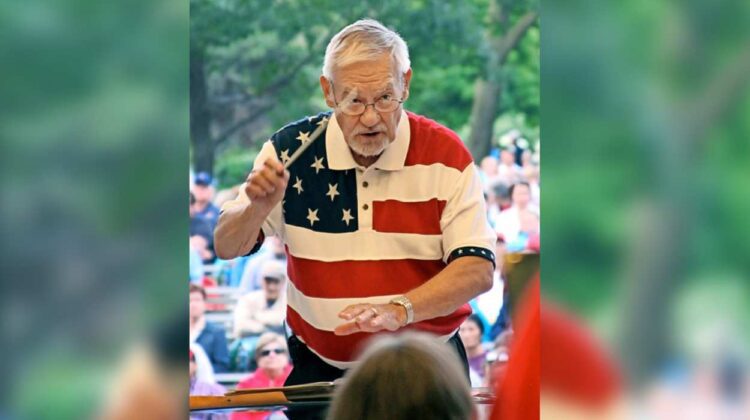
[543,0,750,417]
[0,0,188,418]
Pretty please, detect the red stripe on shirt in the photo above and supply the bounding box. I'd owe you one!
[372,199,446,235]
[287,256,446,298]
[404,112,473,171]
[286,304,472,363]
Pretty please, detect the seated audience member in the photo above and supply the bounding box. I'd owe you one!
[190,284,230,373]
[479,155,499,191]
[190,350,227,420]
[238,236,287,293]
[476,237,506,328]
[230,260,287,371]
[460,314,489,387]
[326,332,474,420]
[485,330,514,392]
[487,181,511,228]
[494,182,540,252]
[489,243,512,341]
[190,342,217,386]
[192,171,221,232]
[497,147,523,185]
[233,260,287,338]
[230,333,293,420]
[190,348,225,395]
[190,192,215,264]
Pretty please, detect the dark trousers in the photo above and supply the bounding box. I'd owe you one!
[282,332,470,420]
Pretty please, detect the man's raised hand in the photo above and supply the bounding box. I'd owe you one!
[244,158,289,215]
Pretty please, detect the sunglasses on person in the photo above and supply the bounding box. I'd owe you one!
[259,348,286,357]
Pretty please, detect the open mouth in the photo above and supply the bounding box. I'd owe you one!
[361,131,380,138]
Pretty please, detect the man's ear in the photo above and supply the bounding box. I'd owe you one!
[320,76,335,107]
[402,68,413,101]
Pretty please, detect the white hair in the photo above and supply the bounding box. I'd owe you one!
[322,19,410,81]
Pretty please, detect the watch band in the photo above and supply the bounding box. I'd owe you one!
[389,296,414,326]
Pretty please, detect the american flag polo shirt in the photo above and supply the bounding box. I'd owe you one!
[223,110,497,369]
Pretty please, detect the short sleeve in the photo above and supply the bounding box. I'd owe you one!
[219,140,285,241]
[440,163,497,266]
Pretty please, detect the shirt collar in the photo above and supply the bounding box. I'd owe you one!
[325,110,411,171]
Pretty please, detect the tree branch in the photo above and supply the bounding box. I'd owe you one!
[687,45,750,142]
[213,103,275,147]
[208,53,315,108]
[493,11,538,64]
[256,53,315,97]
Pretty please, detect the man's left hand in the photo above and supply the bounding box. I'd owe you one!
[334,303,406,336]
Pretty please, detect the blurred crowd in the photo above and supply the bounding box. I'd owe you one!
[187,130,540,418]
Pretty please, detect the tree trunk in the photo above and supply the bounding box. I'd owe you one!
[617,48,750,385]
[468,79,501,160]
[190,49,214,175]
[465,3,538,162]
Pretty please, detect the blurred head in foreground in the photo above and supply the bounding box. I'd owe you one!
[491,276,625,420]
[98,311,187,420]
[326,332,474,420]
[538,301,626,420]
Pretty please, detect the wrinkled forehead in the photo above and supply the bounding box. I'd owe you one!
[332,55,401,95]
[339,79,397,101]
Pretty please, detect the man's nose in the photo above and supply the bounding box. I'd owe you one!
[359,104,381,127]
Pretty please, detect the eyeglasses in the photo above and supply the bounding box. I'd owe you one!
[329,80,404,116]
[259,348,286,357]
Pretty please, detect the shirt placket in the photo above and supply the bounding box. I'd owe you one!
[355,167,376,230]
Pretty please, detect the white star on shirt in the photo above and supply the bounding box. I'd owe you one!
[293,177,303,194]
[296,130,311,144]
[458,249,464,254]
[280,149,291,164]
[306,208,319,226]
[342,209,355,226]
[310,156,325,174]
[317,116,329,126]
[326,183,340,201]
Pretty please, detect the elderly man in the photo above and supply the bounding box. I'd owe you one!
[215,18,495,405]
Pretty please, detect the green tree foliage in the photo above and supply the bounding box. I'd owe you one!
[190,0,540,188]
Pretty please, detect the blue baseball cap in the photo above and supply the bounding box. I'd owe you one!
[194,171,213,186]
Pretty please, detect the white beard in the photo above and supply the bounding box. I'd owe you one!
[347,135,390,157]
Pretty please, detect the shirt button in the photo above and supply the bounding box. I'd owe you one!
[362,204,369,210]
[362,181,369,188]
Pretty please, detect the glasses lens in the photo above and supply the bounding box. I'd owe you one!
[261,348,285,357]
[375,99,399,113]
[343,103,364,116]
